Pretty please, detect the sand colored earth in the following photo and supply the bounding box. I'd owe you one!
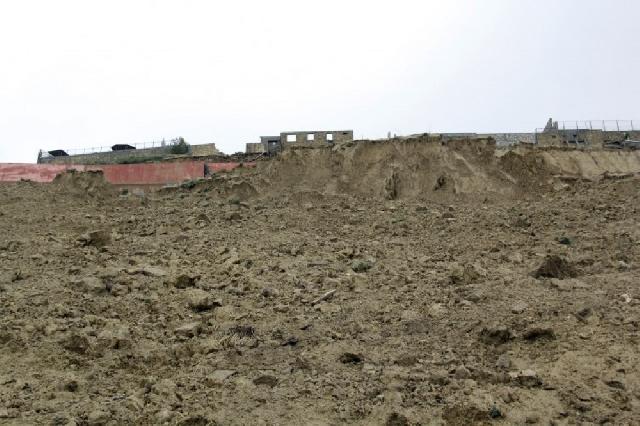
[0,139,639,425]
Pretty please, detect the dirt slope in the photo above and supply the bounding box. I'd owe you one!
[0,142,639,425]
[255,137,640,201]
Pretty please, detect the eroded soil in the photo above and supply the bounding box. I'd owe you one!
[0,170,639,425]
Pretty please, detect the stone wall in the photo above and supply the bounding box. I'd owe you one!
[190,143,220,157]
[245,143,266,154]
[480,133,536,146]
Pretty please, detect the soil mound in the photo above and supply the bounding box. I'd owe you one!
[254,137,640,200]
[533,255,578,279]
[173,173,259,202]
[257,137,542,200]
[52,170,115,198]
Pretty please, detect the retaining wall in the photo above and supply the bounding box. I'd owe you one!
[0,161,254,184]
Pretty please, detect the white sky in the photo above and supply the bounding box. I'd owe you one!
[0,0,638,162]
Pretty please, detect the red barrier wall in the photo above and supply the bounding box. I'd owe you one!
[0,161,257,184]
[0,162,204,184]
[87,162,205,185]
[0,163,82,183]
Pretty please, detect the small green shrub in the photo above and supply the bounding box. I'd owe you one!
[170,137,190,155]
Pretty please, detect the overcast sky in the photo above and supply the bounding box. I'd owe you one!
[0,0,638,162]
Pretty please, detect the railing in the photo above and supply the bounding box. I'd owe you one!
[542,120,636,132]
[40,138,180,158]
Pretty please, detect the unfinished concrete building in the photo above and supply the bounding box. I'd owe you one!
[280,130,353,147]
[245,130,354,154]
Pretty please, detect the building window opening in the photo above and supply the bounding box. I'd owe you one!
[287,134,296,142]
[307,134,315,142]
[327,133,334,142]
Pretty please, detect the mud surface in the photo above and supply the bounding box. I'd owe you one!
[1,143,639,425]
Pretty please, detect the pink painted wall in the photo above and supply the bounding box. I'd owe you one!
[88,162,205,185]
[0,161,257,184]
[0,162,204,184]
[0,163,82,183]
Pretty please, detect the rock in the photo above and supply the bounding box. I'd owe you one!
[403,319,430,334]
[260,287,277,298]
[311,289,336,305]
[274,304,289,313]
[509,369,542,388]
[87,409,110,426]
[339,352,363,364]
[124,396,144,412]
[395,354,419,367]
[177,415,210,426]
[199,338,223,354]
[205,370,236,386]
[496,354,511,370]
[454,365,472,380]
[351,259,373,273]
[281,336,298,347]
[97,325,131,349]
[186,289,221,312]
[70,277,107,295]
[138,266,168,277]
[224,211,242,221]
[428,303,447,318]
[174,322,201,338]
[78,230,111,248]
[386,412,410,426]
[110,284,128,297]
[617,260,631,271]
[508,252,524,264]
[604,379,625,390]
[480,326,513,345]
[558,236,572,245]
[253,375,278,387]
[227,325,255,338]
[156,409,175,423]
[10,270,25,282]
[511,301,528,314]
[550,278,589,291]
[488,405,503,419]
[61,334,90,354]
[449,263,485,285]
[533,255,577,279]
[57,377,79,392]
[172,274,199,289]
[153,378,177,397]
[523,327,555,342]
[427,370,450,386]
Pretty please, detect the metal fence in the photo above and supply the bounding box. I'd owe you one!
[544,120,636,132]
[39,138,182,158]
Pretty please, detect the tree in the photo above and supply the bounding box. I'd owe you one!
[170,137,190,154]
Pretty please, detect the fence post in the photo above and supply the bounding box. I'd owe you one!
[632,120,635,131]
[603,121,606,131]
[616,120,620,131]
